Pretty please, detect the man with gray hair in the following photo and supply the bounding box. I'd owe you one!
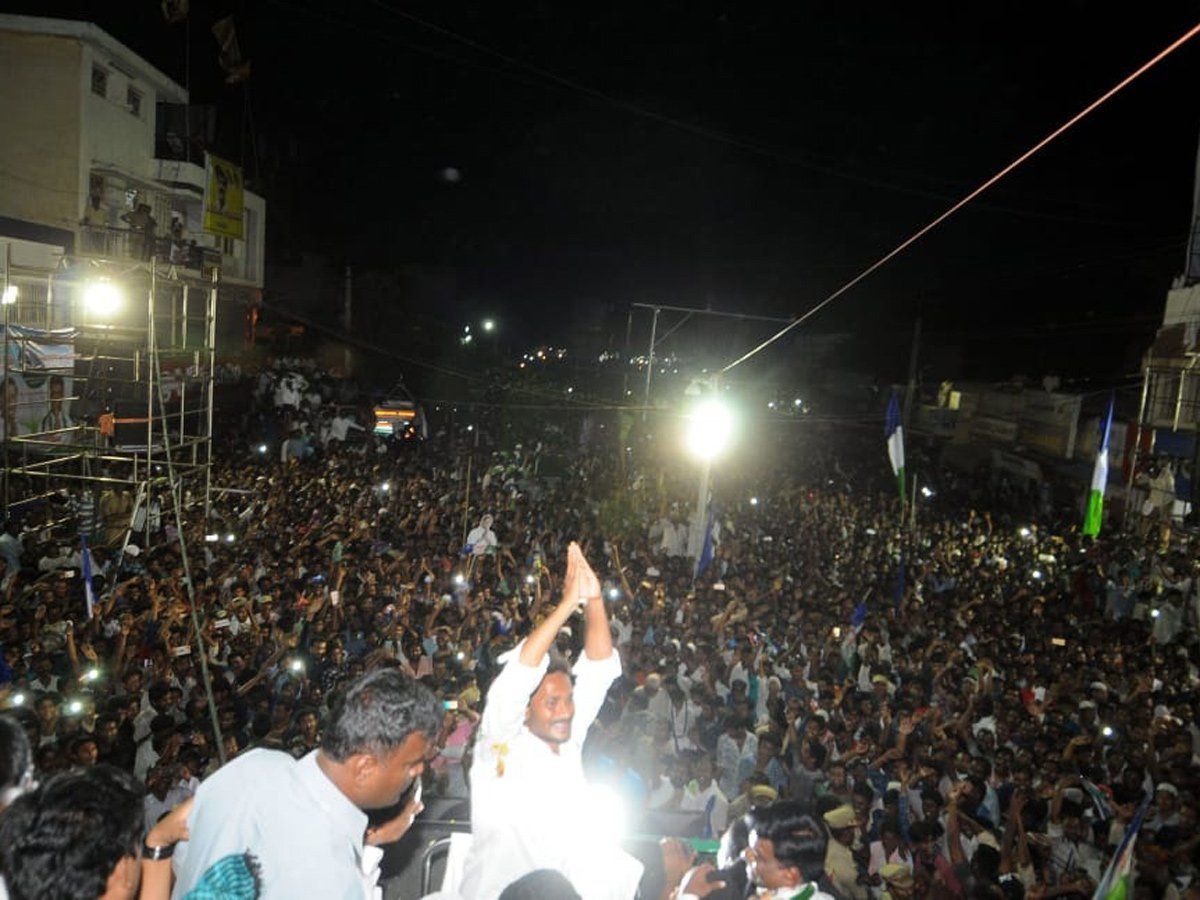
[170,668,441,899]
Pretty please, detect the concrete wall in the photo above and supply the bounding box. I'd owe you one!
[0,31,82,231]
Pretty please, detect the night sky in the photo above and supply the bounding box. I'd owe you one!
[9,1,1200,386]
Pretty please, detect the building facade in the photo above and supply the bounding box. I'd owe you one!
[0,14,264,292]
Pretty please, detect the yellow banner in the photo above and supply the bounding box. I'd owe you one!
[202,153,244,239]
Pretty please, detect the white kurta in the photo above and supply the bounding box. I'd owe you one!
[459,644,642,900]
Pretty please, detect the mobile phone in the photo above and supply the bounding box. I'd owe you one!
[330,590,340,606]
[444,700,458,711]
[1051,637,1067,647]
[832,627,842,639]
[172,645,192,657]
[213,619,231,629]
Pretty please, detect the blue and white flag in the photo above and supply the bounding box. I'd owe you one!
[694,510,715,579]
[81,535,95,620]
[885,391,905,501]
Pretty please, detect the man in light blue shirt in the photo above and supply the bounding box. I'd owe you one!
[171,669,440,899]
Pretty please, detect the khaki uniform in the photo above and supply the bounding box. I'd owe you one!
[825,838,868,900]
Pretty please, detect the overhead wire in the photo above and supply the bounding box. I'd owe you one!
[718,19,1200,374]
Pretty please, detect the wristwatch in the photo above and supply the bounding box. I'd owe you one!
[142,840,176,860]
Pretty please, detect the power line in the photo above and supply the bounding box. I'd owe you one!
[720,19,1200,375]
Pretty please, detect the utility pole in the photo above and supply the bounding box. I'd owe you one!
[687,374,719,563]
[342,265,352,376]
[630,301,791,422]
[903,316,922,429]
[620,307,633,401]
[642,306,659,422]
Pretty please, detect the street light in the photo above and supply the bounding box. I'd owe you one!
[482,318,496,333]
[684,397,734,461]
[684,390,735,562]
[83,280,122,317]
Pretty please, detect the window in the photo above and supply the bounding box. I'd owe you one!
[127,86,142,116]
[91,65,107,97]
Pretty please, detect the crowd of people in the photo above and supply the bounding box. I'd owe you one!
[0,360,1198,899]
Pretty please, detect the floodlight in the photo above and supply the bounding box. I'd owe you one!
[83,280,122,317]
[684,398,734,461]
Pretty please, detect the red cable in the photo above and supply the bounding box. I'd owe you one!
[722,20,1200,373]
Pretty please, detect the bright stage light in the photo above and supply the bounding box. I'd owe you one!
[684,398,735,461]
[83,281,122,317]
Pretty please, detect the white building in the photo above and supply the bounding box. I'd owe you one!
[0,13,264,288]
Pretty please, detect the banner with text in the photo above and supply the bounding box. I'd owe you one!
[202,152,244,240]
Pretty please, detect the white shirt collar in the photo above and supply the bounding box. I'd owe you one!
[295,751,368,851]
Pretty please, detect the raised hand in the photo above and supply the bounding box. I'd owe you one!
[570,541,601,603]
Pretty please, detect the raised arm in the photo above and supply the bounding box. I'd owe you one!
[475,545,582,749]
[519,544,580,667]
[572,543,612,661]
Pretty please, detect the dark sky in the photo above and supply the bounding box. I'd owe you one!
[10,1,1200,383]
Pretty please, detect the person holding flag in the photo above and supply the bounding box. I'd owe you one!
[1091,795,1150,899]
[81,534,96,620]
[1083,395,1114,538]
[885,391,905,507]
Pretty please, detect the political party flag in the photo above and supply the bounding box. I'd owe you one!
[81,535,95,620]
[885,391,905,502]
[1082,395,1114,538]
[1092,794,1149,900]
[694,509,715,579]
[211,16,251,84]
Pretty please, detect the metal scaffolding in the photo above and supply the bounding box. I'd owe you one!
[2,249,217,555]
[1123,354,1200,525]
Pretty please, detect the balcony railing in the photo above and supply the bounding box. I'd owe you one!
[78,225,220,270]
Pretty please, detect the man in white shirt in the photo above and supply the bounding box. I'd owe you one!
[459,542,643,900]
[680,753,729,836]
[171,669,439,899]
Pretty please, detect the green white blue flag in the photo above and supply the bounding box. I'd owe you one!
[1082,396,1114,538]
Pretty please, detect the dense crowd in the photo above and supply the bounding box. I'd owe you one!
[0,360,1198,899]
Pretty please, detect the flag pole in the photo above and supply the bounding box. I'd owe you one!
[910,472,918,529]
